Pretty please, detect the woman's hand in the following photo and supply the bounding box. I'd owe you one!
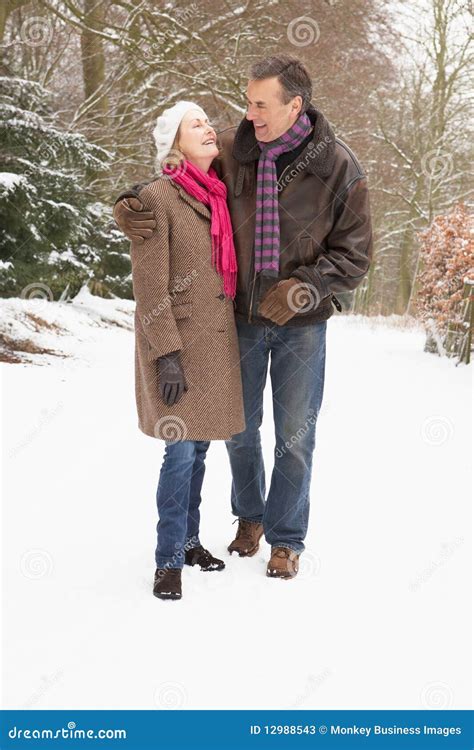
[157,351,188,406]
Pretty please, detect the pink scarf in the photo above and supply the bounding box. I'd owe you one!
[163,160,238,299]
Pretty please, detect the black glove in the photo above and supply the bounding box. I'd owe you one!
[157,351,188,406]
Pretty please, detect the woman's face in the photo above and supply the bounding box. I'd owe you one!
[177,109,218,165]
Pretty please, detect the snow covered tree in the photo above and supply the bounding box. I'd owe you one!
[0,75,131,299]
[414,203,474,360]
[372,0,473,315]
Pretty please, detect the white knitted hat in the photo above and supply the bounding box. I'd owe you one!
[153,100,207,167]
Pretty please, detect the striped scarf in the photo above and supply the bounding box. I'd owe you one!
[255,112,313,276]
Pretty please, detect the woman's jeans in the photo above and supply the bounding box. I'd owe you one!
[155,440,210,569]
[225,317,327,554]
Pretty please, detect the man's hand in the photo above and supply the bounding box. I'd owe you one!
[258,277,320,325]
[113,196,157,244]
[157,351,188,406]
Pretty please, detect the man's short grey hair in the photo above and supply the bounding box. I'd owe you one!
[249,55,312,113]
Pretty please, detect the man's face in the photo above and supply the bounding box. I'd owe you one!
[245,76,302,143]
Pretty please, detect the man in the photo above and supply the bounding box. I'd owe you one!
[113,55,373,579]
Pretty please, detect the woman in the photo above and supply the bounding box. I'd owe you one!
[129,101,246,601]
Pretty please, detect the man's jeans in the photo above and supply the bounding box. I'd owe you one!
[225,317,327,553]
[155,440,210,568]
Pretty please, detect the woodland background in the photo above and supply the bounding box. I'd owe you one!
[1,0,473,358]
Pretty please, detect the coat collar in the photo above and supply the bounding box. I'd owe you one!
[231,104,336,178]
[168,180,211,220]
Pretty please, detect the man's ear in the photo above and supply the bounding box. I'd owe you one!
[292,95,303,117]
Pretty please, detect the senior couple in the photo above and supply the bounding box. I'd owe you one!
[113,54,373,600]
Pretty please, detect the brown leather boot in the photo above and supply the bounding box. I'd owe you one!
[227,518,264,557]
[266,547,300,579]
[153,568,182,600]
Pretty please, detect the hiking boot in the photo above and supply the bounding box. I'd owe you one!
[227,518,264,557]
[184,544,225,571]
[153,568,182,600]
[266,547,300,579]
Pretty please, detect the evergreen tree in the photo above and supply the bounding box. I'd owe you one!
[0,76,131,299]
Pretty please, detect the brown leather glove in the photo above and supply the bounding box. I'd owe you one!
[258,277,320,325]
[113,196,157,244]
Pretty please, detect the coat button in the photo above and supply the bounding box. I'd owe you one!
[217,293,225,300]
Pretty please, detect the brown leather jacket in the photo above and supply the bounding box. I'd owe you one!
[116,104,373,326]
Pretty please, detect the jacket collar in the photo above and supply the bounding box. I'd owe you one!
[168,180,211,220]
[232,104,336,178]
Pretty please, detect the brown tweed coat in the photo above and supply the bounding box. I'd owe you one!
[130,177,246,441]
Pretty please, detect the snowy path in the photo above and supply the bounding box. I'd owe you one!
[1,298,471,710]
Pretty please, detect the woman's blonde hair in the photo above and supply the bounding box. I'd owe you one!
[156,130,184,172]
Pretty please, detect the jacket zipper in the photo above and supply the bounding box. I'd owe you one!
[249,158,352,318]
[248,267,257,322]
[278,161,344,317]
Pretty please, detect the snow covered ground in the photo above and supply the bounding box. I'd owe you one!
[1,290,471,711]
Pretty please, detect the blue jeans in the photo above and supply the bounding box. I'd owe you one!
[225,318,327,553]
[155,440,210,568]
